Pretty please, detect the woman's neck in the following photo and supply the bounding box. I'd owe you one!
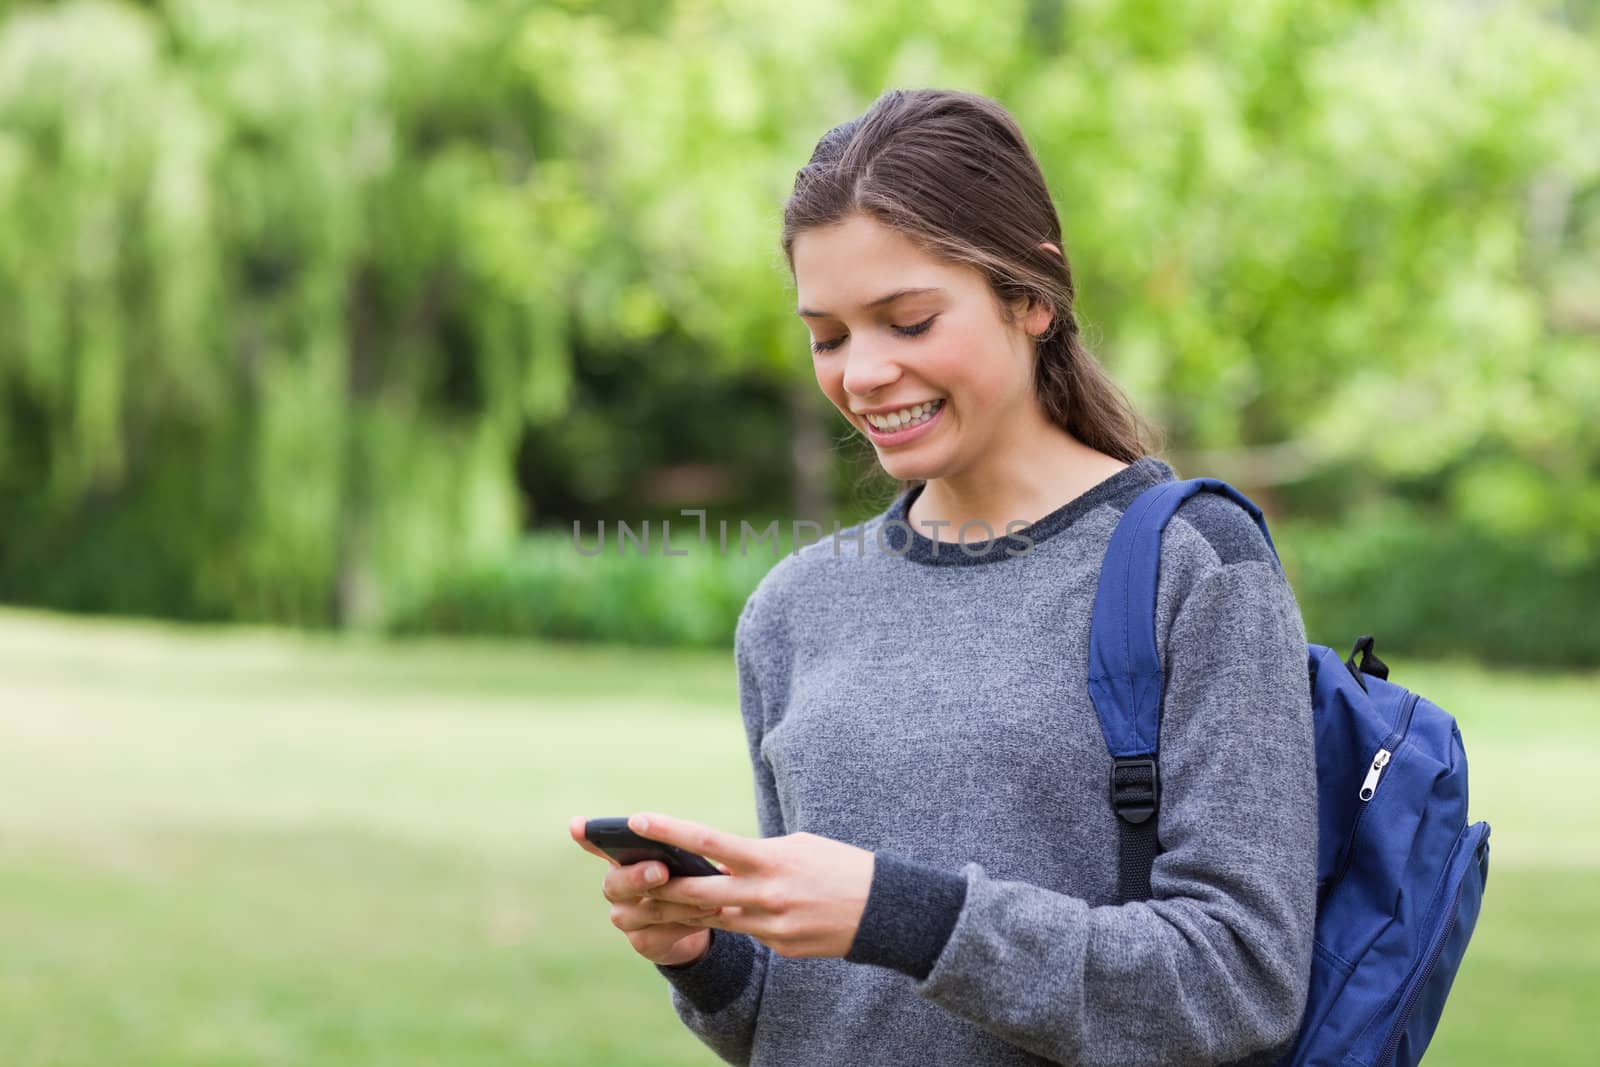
[907,433,1131,543]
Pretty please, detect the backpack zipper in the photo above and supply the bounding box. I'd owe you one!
[1361,691,1419,803]
[1358,748,1391,802]
[1372,823,1488,1066]
[1327,691,1422,891]
[1376,908,1457,1067]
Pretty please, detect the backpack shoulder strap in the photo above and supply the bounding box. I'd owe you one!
[1088,475,1279,902]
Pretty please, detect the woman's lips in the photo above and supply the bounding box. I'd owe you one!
[863,400,945,447]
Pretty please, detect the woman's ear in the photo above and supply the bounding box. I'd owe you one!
[1005,291,1055,338]
[1024,298,1054,339]
[1027,241,1062,336]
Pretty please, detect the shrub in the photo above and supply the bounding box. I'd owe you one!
[392,510,1600,669]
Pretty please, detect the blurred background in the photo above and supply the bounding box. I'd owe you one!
[0,0,1596,1064]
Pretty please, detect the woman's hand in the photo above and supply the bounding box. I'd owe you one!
[605,811,876,960]
[568,815,724,967]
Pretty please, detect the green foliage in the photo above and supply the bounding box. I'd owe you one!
[389,509,1600,667]
[0,0,569,626]
[1280,510,1600,669]
[388,527,787,648]
[0,0,1596,647]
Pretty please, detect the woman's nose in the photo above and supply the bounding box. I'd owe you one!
[841,339,902,398]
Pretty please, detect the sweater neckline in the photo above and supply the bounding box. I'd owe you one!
[880,455,1174,566]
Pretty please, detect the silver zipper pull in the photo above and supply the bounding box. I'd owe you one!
[1359,748,1391,802]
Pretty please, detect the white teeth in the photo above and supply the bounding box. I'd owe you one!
[866,399,943,431]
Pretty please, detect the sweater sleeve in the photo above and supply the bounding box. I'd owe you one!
[843,558,1319,1067]
[653,584,784,1064]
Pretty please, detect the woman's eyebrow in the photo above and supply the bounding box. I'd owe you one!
[796,286,943,319]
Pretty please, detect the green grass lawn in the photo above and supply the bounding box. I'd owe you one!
[0,608,1595,1065]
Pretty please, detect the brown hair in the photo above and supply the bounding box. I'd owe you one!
[780,88,1164,497]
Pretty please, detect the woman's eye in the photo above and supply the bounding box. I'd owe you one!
[810,315,935,354]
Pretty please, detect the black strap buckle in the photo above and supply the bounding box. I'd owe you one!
[1111,756,1160,825]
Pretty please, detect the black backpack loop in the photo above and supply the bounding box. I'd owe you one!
[1345,635,1390,692]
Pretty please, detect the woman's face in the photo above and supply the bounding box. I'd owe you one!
[792,213,1050,484]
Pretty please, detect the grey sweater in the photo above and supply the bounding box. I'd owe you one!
[655,456,1318,1067]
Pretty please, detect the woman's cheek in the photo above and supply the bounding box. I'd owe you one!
[920,341,968,399]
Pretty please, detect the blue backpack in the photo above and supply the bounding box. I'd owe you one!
[1088,475,1492,1067]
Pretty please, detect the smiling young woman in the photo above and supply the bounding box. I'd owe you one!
[572,87,1318,1067]
[791,212,1141,543]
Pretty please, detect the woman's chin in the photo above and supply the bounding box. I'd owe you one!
[878,455,944,482]
[869,418,954,477]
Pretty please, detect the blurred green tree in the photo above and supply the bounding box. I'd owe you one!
[0,0,1595,630]
[0,0,579,624]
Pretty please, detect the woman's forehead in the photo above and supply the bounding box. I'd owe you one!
[793,219,967,316]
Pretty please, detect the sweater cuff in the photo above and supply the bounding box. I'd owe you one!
[844,850,968,980]
[654,928,757,1014]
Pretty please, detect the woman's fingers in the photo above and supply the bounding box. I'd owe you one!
[623,924,714,966]
[602,860,672,903]
[627,812,764,873]
[610,897,722,932]
[571,816,728,966]
[568,816,619,866]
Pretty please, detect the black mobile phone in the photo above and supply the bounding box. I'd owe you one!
[584,817,725,877]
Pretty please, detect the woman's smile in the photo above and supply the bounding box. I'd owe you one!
[860,397,946,446]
